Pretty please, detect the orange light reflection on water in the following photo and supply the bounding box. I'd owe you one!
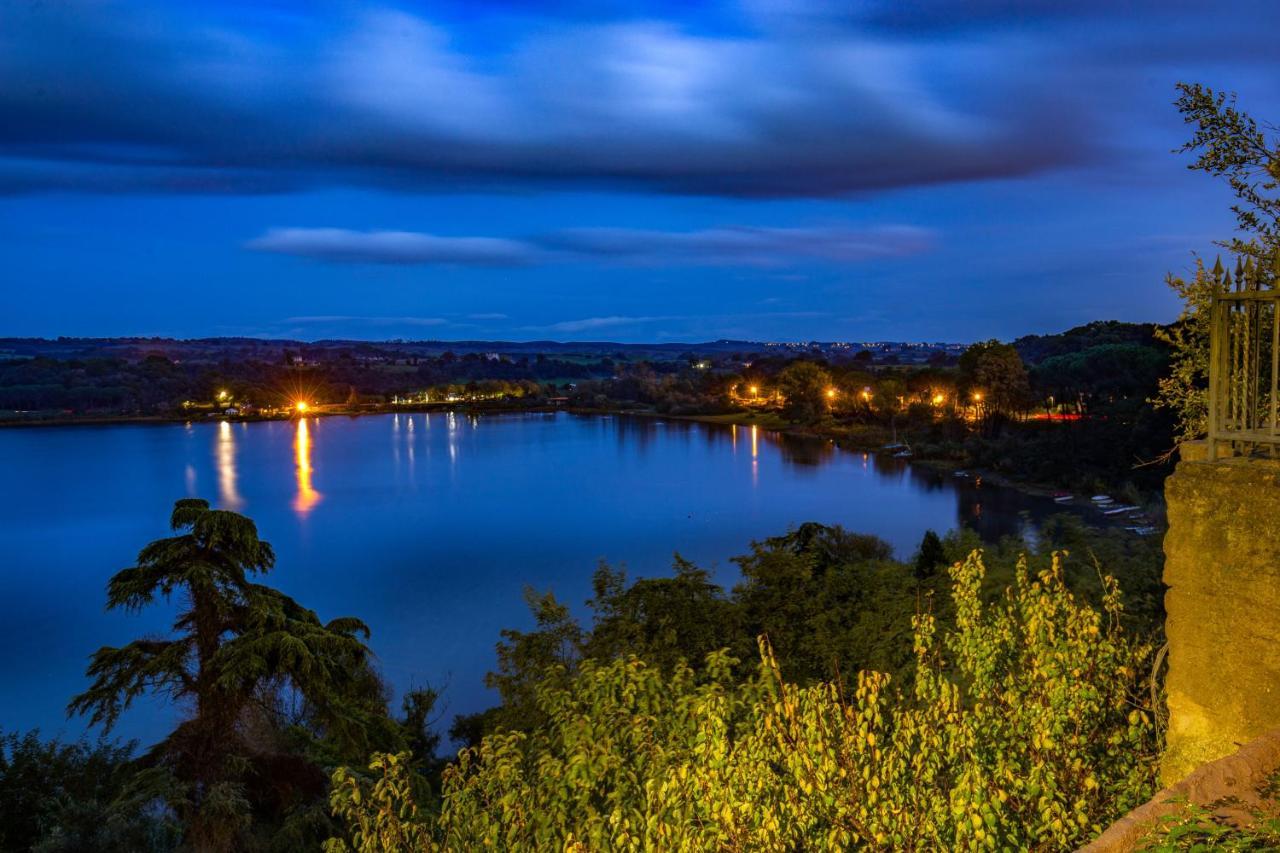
[294,418,321,515]
[216,420,243,510]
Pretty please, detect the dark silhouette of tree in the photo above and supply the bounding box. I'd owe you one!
[0,730,178,851]
[914,530,947,580]
[69,499,400,851]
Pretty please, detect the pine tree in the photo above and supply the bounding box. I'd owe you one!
[69,499,398,851]
[914,529,947,580]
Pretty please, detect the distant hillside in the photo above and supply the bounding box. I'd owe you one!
[0,337,774,365]
[1011,321,1165,365]
[0,336,970,366]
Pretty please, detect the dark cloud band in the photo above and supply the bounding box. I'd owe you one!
[0,2,1095,198]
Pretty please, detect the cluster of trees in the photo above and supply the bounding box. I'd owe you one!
[598,327,1171,494]
[0,351,617,418]
[2,499,1165,851]
[4,500,450,851]
[0,355,201,415]
[330,549,1159,851]
[454,515,1165,746]
[392,379,546,405]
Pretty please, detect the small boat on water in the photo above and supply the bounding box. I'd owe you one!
[1104,505,1140,516]
[893,449,914,458]
[953,470,969,478]
[882,442,909,451]
[1091,495,1113,504]
[1052,491,1073,504]
[1125,526,1159,536]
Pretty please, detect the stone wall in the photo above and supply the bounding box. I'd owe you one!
[1084,727,1280,852]
[1161,441,1280,784]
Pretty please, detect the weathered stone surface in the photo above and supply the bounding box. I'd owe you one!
[1161,449,1280,784]
[1083,727,1280,852]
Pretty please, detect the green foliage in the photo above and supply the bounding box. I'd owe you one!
[730,523,921,685]
[0,729,178,852]
[1153,258,1221,442]
[777,360,832,425]
[914,529,947,580]
[1033,343,1169,409]
[461,520,1165,745]
[1174,83,1280,254]
[482,587,584,734]
[67,498,406,850]
[325,753,434,853]
[960,339,1031,420]
[329,550,1158,851]
[583,556,740,675]
[1153,84,1280,443]
[1014,321,1167,365]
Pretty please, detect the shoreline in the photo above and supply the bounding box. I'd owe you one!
[0,403,1165,522]
[613,409,1165,519]
[0,401,569,429]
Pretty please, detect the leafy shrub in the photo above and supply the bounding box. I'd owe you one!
[327,551,1158,851]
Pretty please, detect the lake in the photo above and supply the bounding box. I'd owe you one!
[0,411,1067,746]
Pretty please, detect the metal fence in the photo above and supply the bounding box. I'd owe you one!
[1207,288,1280,459]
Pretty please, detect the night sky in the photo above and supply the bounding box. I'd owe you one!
[2,0,1277,343]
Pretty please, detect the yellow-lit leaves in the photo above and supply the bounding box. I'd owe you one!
[330,550,1157,851]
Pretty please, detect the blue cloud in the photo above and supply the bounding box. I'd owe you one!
[245,224,934,267]
[248,228,539,266]
[0,2,1102,198]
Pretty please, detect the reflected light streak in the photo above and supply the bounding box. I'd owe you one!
[294,418,321,515]
[406,416,415,477]
[216,420,244,509]
[751,424,759,488]
[447,412,458,467]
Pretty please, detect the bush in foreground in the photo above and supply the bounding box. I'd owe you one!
[327,551,1158,851]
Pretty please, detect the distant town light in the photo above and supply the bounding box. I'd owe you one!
[749,385,759,397]
[826,388,837,399]
[295,401,309,413]
[932,393,945,406]
[217,390,229,401]
[972,391,984,402]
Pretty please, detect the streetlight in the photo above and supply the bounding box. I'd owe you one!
[826,388,837,400]
[295,401,309,414]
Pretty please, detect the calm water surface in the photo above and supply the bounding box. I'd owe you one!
[0,412,1064,744]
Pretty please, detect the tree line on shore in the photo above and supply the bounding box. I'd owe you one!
[0,317,1179,499]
